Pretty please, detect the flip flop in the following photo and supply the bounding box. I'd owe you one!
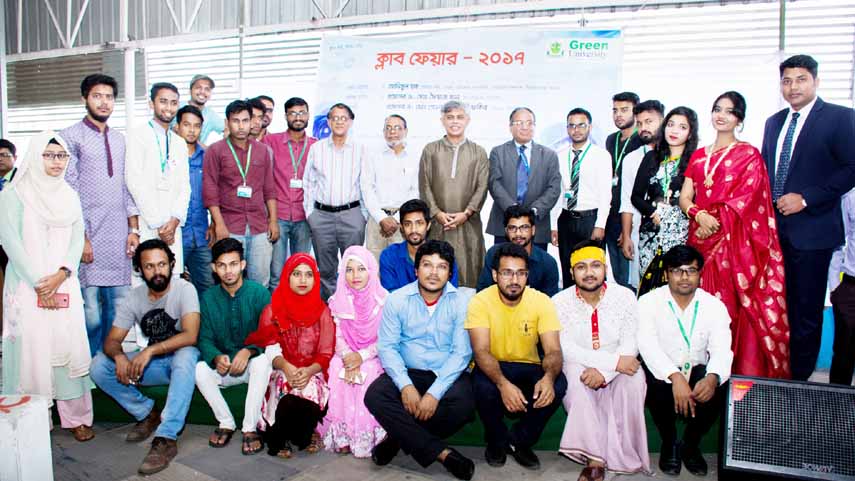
[68,425,95,442]
[578,466,606,481]
[305,432,323,454]
[208,428,234,448]
[242,432,264,455]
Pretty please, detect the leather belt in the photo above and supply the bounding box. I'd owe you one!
[314,200,360,213]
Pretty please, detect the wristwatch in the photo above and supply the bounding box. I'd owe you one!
[129,228,141,236]
[59,266,72,278]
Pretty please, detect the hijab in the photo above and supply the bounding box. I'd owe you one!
[11,131,81,227]
[327,246,387,350]
[270,253,327,329]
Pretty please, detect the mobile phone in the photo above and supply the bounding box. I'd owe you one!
[38,293,70,308]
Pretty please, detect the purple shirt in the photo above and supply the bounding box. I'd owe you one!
[262,132,317,222]
[841,190,855,277]
[62,118,138,287]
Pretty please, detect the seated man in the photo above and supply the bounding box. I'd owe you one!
[553,241,650,481]
[90,239,200,475]
[638,245,733,477]
[466,243,567,470]
[476,205,559,296]
[379,198,459,291]
[194,238,272,454]
[365,240,475,480]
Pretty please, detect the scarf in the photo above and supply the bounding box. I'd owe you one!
[327,246,387,350]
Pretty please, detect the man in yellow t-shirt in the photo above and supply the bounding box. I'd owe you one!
[466,242,566,471]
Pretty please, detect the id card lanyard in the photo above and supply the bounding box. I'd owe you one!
[612,130,636,183]
[149,120,170,173]
[226,138,252,186]
[565,142,592,199]
[667,300,699,378]
[288,137,308,179]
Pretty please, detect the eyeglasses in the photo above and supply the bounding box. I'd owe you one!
[566,122,589,130]
[287,110,308,118]
[510,120,535,128]
[329,115,351,123]
[42,152,69,161]
[668,267,700,277]
[384,125,405,132]
[263,108,274,114]
[0,153,14,159]
[506,224,532,234]
[497,269,529,280]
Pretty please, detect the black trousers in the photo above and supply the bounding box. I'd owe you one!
[365,369,475,467]
[557,209,597,289]
[780,236,835,380]
[830,275,855,385]
[264,394,323,455]
[643,363,725,449]
[472,362,567,450]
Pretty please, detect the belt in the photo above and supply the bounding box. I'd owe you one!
[843,273,855,285]
[382,208,400,217]
[563,208,597,219]
[314,200,360,213]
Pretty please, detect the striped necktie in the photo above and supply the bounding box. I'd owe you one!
[773,112,800,200]
[566,149,582,210]
[516,144,529,204]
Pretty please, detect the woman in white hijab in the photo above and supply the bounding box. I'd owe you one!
[0,131,94,441]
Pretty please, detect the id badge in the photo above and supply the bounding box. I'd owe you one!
[289,178,303,189]
[612,176,619,187]
[237,185,253,198]
[157,177,170,191]
[679,355,692,382]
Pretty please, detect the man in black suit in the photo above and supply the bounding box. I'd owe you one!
[486,107,561,252]
[761,54,855,380]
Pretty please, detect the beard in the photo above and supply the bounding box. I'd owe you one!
[576,278,605,293]
[287,119,306,132]
[499,284,523,301]
[144,271,172,293]
[86,103,110,123]
[617,118,635,130]
[638,131,658,144]
[155,111,175,125]
[406,233,426,247]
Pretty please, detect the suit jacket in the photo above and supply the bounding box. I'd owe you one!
[761,97,855,250]
[486,140,561,244]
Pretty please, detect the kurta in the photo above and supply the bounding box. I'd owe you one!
[418,137,489,287]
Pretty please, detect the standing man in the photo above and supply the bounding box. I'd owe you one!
[175,105,213,294]
[302,102,368,299]
[125,82,190,278]
[761,54,855,380]
[550,108,612,289]
[262,97,316,290]
[486,107,561,252]
[362,114,420,259]
[0,138,16,333]
[830,190,855,385]
[187,74,224,146]
[203,99,278,288]
[604,92,643,287]
[254,95,275,141]
[419,100,489,288]
[248,97,267,142]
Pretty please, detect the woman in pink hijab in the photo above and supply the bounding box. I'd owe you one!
[319,246,388,457]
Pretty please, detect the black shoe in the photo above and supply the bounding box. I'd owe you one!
[484,444,506,467]
[659,440,681,476]
[441,448,475,480]
[507,443,540,470]
[371,436,400,466]
[681,442,708,476]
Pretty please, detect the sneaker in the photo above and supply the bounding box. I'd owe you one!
[371,436,400,466]
[507,443,540,470]
[126,409,161,443]
[138,436,178,475]
[681,442,708,476]
[441,448,475,480]
[484,444,507,467]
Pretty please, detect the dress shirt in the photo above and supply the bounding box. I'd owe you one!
[262,132,317,222]
[551,140,613,230]
[378,241,460,291]
[841,189,855,277]
[302,135,368,218]
[377,281,473,400]
[0,169,13,190]
[476,244,559,296]
[553,283,639,384]
[198,279,270,367]
[183,145,208,249]
[361,143,420,223]
[202,138,276,236]
[172,103,225,146]
[637,285,733,384]
[774,96,817,173]
[619,147,648,215]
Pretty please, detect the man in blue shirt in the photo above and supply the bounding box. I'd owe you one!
[366,240,476,480]
[176,105,212,294]
[379,199,459,291]
[476,205,559,296]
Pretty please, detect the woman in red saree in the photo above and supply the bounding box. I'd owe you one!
[244,253,335,457]
[679,91,790,378]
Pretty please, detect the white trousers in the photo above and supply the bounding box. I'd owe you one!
[194,356,271,433]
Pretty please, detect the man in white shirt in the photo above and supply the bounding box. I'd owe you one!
[553,241,650,480]
[637,245,733,477]
[362,114,419,259]
[551,108,612,289]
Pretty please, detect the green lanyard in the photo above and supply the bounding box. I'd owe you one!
[568,142,592,182]
[226,138,252,185]
[149,121,170,173]
[613,130,636,175]
[287,138,308,178]
[667,300,699,352]
[659,157,679,195]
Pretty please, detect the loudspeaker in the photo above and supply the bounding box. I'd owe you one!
[720,375,855,481]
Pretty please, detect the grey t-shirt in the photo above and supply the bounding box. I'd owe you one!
[115,278,200,346]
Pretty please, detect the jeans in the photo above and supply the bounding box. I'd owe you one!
[183,242,213,295]
[605,212,631,288]
[269,219,312,290]
[81,285,131,356]
[90,346,200,440]
[230,226,274,289]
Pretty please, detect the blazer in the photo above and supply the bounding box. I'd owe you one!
[761,97,855,250]
[486,140,561,244]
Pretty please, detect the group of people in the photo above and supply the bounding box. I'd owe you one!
[0,53,854,480]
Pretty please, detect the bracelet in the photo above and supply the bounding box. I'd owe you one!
[686,205,700,218]
[694,210,709,223]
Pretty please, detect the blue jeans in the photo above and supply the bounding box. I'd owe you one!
[90,347,199,440]
[270,219,312,290]
[605,212,631,288]
[230,226,274,289]
[82,285,130,356]
[183,242,213,295]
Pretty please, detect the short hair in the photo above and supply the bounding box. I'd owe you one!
[225,99,252,120]
[256,95,274,106]
[0,138,17,156]
[491,242,530,271]
[327,102,355,120]
[567,107,592,123]
[503,205,535,227]
[633,100,665,117]
[398,198,430,223]
[571,239,606,256]
[132,238,175,272]
[47,138,61,146]
[386,114,408,129]
[211,238,244,262]
[415,240,455,272]
[662,245,705,271]
[612,92,640,105]
[81,74,118,98]
[176,105,204,124]
[248,97,266,114]
[149,82,178,101]
[284,97,308,111]
[509,107,536,124]
[712,91,747,122]
[441,100,469,115]
[780,54,818,79]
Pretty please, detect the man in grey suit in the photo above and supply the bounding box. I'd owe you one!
[486,107,561,251]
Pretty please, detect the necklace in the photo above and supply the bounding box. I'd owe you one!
[702,141,737,188]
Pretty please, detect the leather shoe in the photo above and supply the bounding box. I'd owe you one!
[507,443,540,470]
[371,436,400,466]
[126,409,160,443]
[484,444,506,467]
[138,436,177,475]
[441,448,475,480]
[681,442,708,476]
[659,440,681,476]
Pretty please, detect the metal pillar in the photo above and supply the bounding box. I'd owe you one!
[778,0,786,51]
[120,0,136,128]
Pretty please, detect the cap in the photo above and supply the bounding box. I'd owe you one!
[190,74,215,89]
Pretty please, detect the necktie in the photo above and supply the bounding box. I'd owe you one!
[773,112,800,200]
[567,149,582,210]
[0,177,5,191]
[516,144,529,204]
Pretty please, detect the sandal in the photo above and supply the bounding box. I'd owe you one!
[305,432,323,454]
[578,466,606,481]
[68,425,95,442]
[335,446,351,455]
[242,432,264,455]
[208,428,235,448]
[276,441,293,459]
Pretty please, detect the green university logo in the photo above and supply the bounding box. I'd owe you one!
[546,41,564,57]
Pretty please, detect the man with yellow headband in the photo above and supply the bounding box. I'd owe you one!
[552,241,650,481]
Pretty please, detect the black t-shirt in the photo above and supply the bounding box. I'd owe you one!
[605,131,645,216]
